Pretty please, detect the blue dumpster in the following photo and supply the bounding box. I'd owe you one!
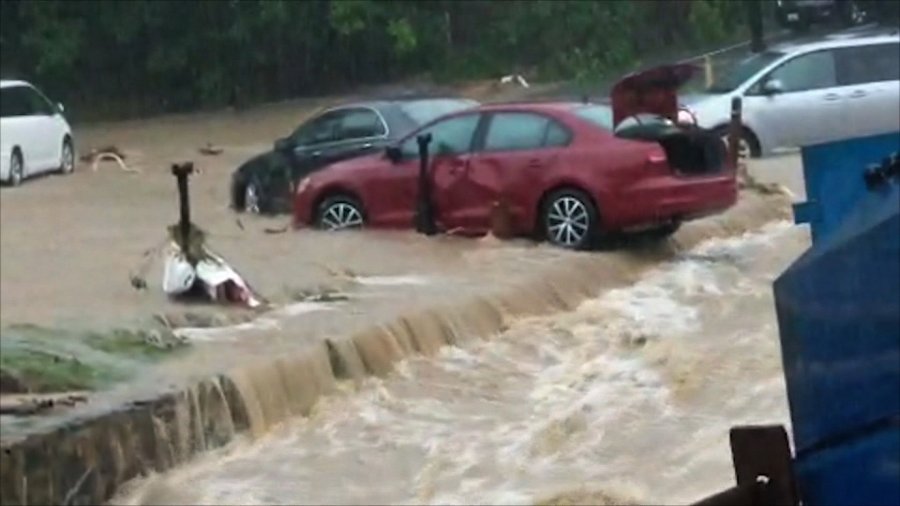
[774,132,900,506]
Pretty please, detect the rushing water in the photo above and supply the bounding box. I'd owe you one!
[112,221,806,506]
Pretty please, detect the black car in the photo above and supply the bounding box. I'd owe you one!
[774,0,866,30]
[231,96,479,214]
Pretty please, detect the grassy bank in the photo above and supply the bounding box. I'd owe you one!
[0,324,187,394]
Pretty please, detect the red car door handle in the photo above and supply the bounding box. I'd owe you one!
[527,159,543,168]
[448,161,468,174]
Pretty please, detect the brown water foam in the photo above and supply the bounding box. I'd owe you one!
[206,191,789,436]
[0,191,790,506]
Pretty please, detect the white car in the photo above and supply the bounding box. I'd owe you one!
[0,80,75,186]
[684,29,900,158]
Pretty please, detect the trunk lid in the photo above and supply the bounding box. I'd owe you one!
[610,63,699,128]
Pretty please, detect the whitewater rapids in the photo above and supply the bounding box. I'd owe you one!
[113,221,805,506]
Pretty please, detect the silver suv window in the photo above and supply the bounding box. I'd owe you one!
[768,50,837,92]
[835,43,900,85]
[707,50,785,93]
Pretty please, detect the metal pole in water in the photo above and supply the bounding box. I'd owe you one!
[728,97,743,172]
[415,133,437,236]
[171,162,195,252]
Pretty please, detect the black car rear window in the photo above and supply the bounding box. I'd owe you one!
[399,99,478,125]
[572,104,614,130]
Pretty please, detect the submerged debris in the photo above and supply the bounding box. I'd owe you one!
[0,368,28,394]
[0,391,88,416]
[264,225,289,234]
[130,275,148,291]
[81,145,140,173]
[199,142,224,156]
[161,162,265,308]
[286,285,351,303]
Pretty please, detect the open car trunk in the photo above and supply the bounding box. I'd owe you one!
[616,118,727,176]
[611,64,727,176]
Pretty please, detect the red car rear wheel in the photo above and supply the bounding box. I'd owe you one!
[541,188,599,250]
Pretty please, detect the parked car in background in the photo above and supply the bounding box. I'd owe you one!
[774,0,866,31]
[0,80,75,186]
[231,96,479,214]
[293,65,735,250]
[683,29,900,158]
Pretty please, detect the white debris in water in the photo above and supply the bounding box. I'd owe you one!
[174,320,279,342]
[271,301,337,317]
[354,275,434,286]
[173,302,333,342]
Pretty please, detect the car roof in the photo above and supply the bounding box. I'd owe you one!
[769,27,900,55]
[474,101,583,113]
[327,96,479,112]
[0,80,32,89]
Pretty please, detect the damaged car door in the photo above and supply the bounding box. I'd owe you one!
[454,111,570,234]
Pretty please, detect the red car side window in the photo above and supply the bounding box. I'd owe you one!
[400,114,480,158]
[483,112,569,152]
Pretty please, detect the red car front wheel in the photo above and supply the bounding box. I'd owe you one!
[315,195,366,231]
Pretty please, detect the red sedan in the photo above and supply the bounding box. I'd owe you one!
[293,65,737,249]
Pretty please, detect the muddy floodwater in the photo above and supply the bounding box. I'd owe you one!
[111,220,806,506]
[0,83,810,505]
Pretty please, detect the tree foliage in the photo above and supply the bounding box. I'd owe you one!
[0,0,753,121]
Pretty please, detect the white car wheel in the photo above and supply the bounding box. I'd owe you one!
[8,151,24,187]
[59,139,75,174]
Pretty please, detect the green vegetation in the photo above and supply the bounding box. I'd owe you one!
[0,324,187,393]
[0,347,120,393]
[83,328,187,357]
[1,0,760,122]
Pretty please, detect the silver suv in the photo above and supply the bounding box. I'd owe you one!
[685,29,900,158]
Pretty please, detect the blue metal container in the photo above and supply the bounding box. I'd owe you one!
[774,132,900,506]
[793,132,900,244]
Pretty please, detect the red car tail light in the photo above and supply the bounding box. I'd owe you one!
[645,148,669,173]
[647,151,667,165]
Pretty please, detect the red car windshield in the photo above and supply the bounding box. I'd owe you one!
[572,104,615,130]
